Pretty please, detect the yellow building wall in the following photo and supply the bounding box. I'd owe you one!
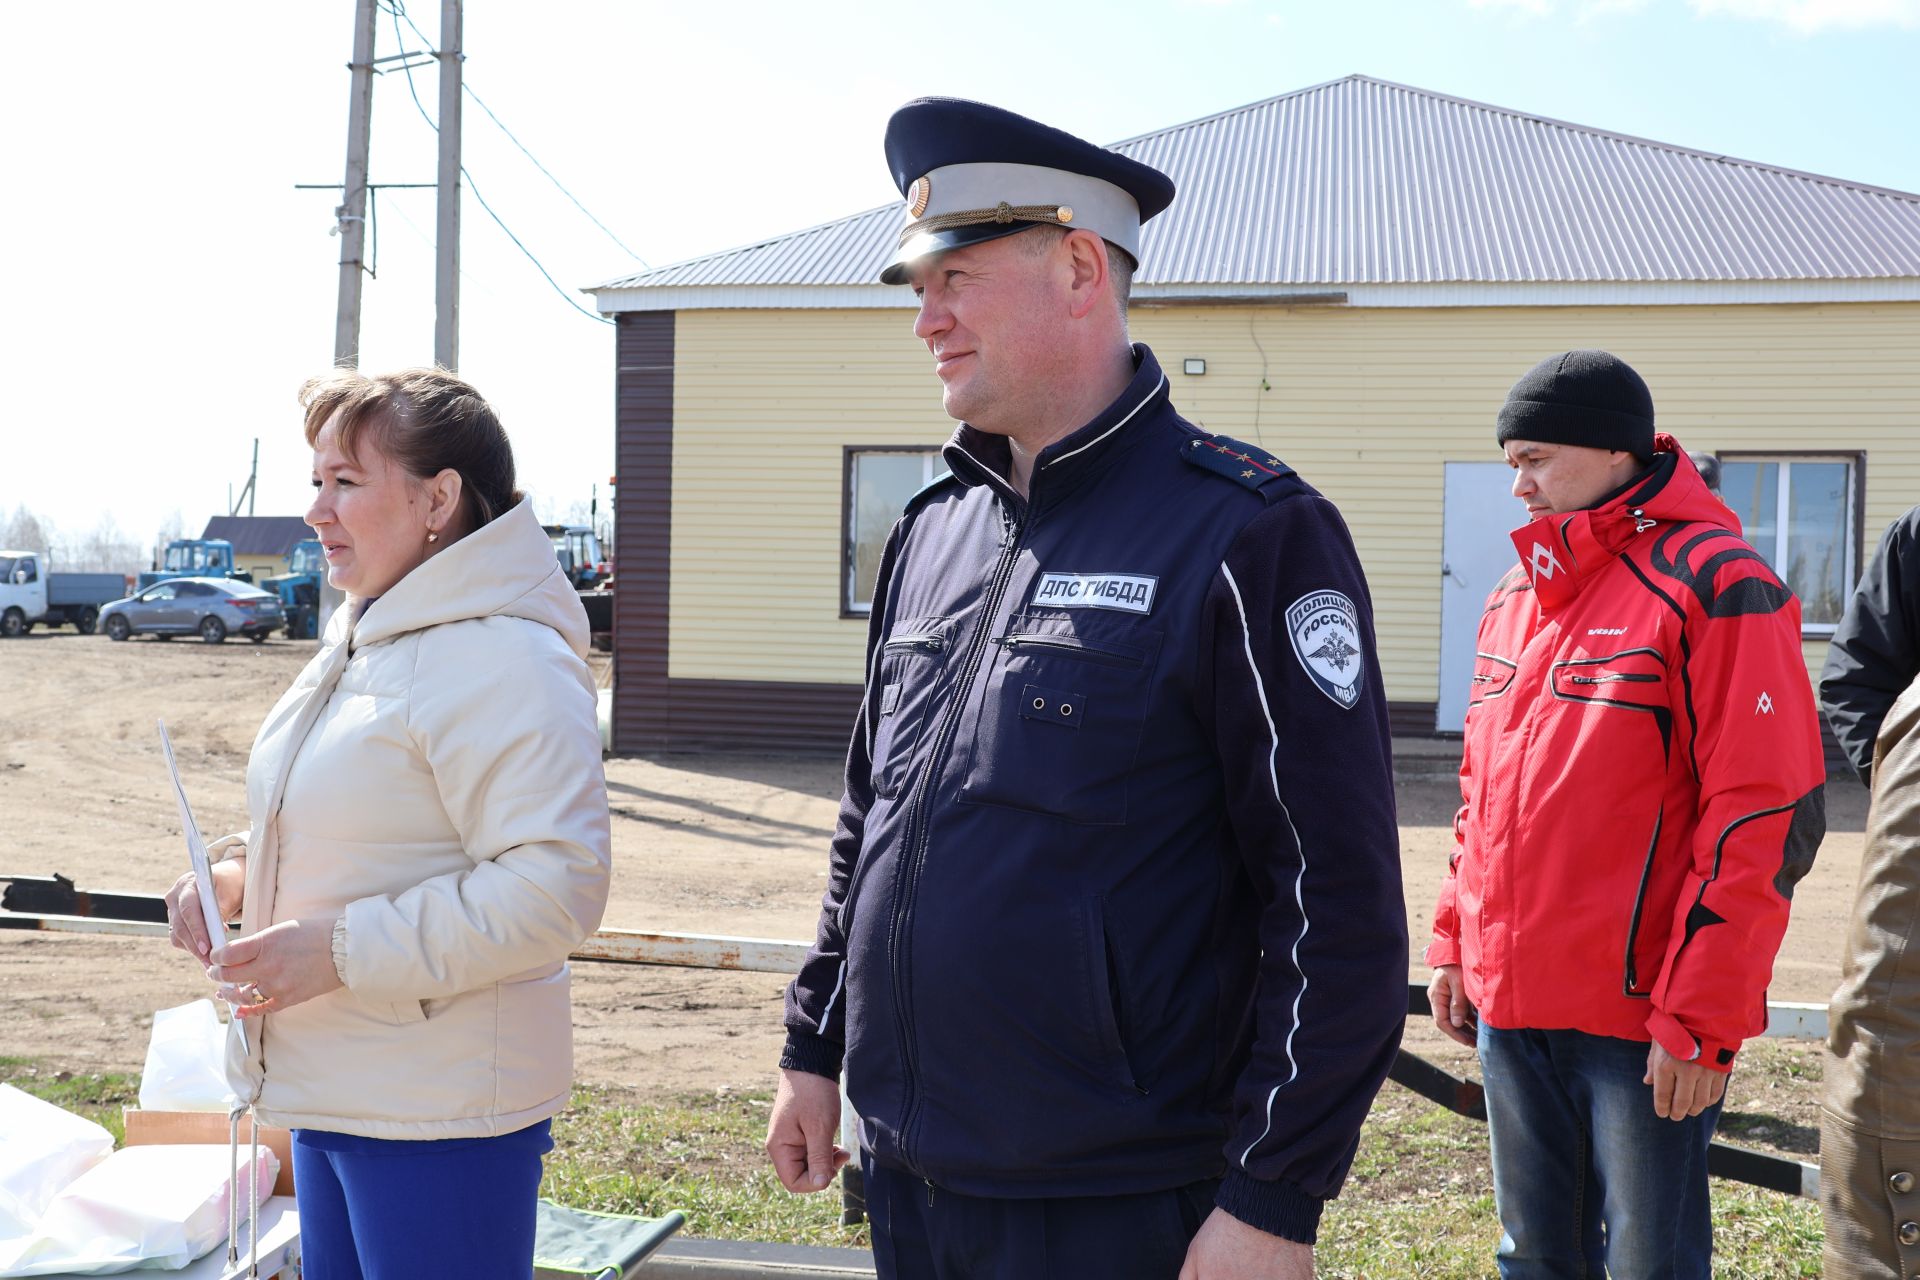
[236,556,287,583]
[667,302,1920,705]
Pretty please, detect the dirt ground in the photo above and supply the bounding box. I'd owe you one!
[0,629,1870,1106]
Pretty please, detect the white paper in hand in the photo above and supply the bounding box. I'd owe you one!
[156,720,246,1055]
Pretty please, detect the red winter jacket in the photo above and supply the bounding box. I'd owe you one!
[1427,438,1826,1070]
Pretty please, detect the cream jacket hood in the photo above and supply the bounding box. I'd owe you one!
[217,499,611,1138]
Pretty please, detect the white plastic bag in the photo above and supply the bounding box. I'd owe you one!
[136,1000,233,1113]
[0,1084,114,1246]
[0,1144,278,1276]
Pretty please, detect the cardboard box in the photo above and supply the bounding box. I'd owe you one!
[121,1109,295,1198]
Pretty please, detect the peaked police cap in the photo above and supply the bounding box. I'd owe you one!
[879,98,1176,286]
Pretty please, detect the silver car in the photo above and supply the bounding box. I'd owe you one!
[99,578,285,644]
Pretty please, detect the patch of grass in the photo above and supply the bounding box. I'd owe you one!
[541,1084,869,1248]
[0,1058,1821,1271]
[0,1056,137,1143]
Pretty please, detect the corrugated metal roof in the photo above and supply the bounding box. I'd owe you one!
[589,75,1920,297]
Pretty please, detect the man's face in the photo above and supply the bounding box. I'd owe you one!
[1504,439,1637,518]
[907,232,1062,433]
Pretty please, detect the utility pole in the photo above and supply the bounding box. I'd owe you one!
[433,0,463,371]
[333,0,378,367]
[230,439,260,517]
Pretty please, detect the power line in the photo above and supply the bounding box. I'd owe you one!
[385,2,439,135]
[463,83,649,267]
[462,165,613,325]
[382,0,644,266]
[381,0,612,326]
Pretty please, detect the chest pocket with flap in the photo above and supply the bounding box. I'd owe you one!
[958,610,1160,826]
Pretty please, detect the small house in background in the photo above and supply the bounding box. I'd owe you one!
[587,74,1920,754]
[198,516,313,583]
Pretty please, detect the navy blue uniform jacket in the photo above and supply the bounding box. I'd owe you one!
[782,347,1405,1242]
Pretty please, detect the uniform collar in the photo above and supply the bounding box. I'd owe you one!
[943,346,1170,509]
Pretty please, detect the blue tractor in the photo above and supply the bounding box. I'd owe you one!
[264,539,325,640]
[137,539,251,592]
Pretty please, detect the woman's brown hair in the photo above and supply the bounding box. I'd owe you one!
[299,367,521,533]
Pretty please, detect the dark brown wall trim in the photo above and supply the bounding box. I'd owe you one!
[612,679,1444,756]
[645,678,864,754]
[613,312,675,753]
[1389,702,1445,740]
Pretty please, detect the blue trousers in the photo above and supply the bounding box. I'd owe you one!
[290,1120,553,1280]
[864,1153,1218,1280]
[1478,1024,1722,1280]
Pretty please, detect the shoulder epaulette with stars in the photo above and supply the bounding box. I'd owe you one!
[1179,434,1300,493]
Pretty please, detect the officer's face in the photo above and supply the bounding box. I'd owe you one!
[907,233,1060,431]
[1505,439,1641,517]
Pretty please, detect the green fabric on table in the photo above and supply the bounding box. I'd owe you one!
[531,1201,686,1279]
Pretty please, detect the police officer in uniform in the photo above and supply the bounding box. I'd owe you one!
[766,98,1406,1279]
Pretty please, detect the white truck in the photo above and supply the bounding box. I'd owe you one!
[0,550,129,637]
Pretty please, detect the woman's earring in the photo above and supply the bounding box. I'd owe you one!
[427,531,438,544]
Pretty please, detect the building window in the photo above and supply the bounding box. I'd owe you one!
[845,448,944,615]
[1718,455,1858,632]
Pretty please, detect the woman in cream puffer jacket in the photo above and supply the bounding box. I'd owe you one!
[165,367,610,1276]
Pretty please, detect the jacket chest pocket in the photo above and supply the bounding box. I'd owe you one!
[958,612,1161,826]
[870,617,957,800]
[1550,646,1673,755]
[1468,652,1519,707]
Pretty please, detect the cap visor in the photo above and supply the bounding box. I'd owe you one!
[878,222,1046,285]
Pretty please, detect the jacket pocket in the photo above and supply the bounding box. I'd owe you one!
[1621,804,1664,998]
[1550,647,1674,756]
[869,617,956,800]
[1080,896,1146,1096]
[958,612,1160,826]
[1468,652,1518,706]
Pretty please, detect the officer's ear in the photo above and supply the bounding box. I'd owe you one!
[1061,228,1112,322]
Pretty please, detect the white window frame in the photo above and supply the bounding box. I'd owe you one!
[843,447,944,616]
[1719,453,1859,638]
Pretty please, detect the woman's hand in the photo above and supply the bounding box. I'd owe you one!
[207,917,344,1018]
[164,859,247,961]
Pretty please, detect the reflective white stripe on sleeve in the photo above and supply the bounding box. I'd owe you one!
[1221,562,1311,1168]
[818,959,848,1033]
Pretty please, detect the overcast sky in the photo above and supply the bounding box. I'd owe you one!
[2,0,1915,555]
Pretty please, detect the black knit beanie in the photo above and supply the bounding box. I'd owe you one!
[1496,350,1655,461]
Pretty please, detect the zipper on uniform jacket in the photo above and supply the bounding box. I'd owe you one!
[1568,673,1658,685]
[994,634,1140,667]
[887,504,1027,1173]
[884,633,948,655]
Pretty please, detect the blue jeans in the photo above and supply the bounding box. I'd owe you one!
[1477,1024,1721,1280]
[290,1120,553,1280]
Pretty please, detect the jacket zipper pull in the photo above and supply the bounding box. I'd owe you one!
[1630,507,1656,533]
[925,1178,936,1207]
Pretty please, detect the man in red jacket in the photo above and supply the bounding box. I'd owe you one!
[1426,350,1827,1278]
